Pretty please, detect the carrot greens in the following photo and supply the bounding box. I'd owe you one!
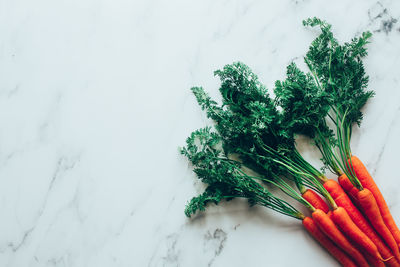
[181,127,308,219]
[275,18,374,190]
[191,63,335,208]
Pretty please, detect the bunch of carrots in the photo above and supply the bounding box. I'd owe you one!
[181,18,400,267]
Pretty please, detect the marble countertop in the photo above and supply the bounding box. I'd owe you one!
[1,0,400,266]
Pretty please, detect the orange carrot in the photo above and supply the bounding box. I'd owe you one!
[357,188,400,262]
[332,206,384,261]
[350,155,400,247]
[323,179,345,199]
[302,189,330,213]
[312,209,369,267]
[324,179,400,267]
[364,253,385,267]
[303,217,357,267]
[338,174,359,201]
[325,205,394,266]
[327,210,333,220]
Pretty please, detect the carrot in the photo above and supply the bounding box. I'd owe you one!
[332,206,384,261]
[357,188,400,262]
[338,174,359,201]
[327,210,333,220]
[302,189,330,213]
[303,217,357,267]
[325,202,381,266]
[350,155,400,246]
[323,179,346,199]
[323,180,383,260]
[312,209,369,267]
[364,253,385,267]
[324,179,400,267]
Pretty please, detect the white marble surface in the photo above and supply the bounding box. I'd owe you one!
[0,0,400,266]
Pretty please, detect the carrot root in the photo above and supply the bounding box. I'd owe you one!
[324,178,400,267]
[364,253,385,267]
[302,189,330,213]
[357,188,400,262]
[332,206,383,261]
[350,155,400,246]
[338,174,359,201]
[312,209,369,267]
[303,217,357,267]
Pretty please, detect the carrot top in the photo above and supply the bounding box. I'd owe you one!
[275,18,374,190]
[191,63,335,208]
[181,127,311,219]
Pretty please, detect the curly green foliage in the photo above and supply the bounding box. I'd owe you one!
[214,62,295,152]
[213,62,327,182]
[192,63,327,188]
[274,17,374,179]
[181,127,303,219]
[303,17,374,126]
[180,127,223,168]
[184,185,230,217]
[191,86,283,176]
[214,62,271,113]
[192,63,285,151]
[275,62,332,139]
[191,87,224,122]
